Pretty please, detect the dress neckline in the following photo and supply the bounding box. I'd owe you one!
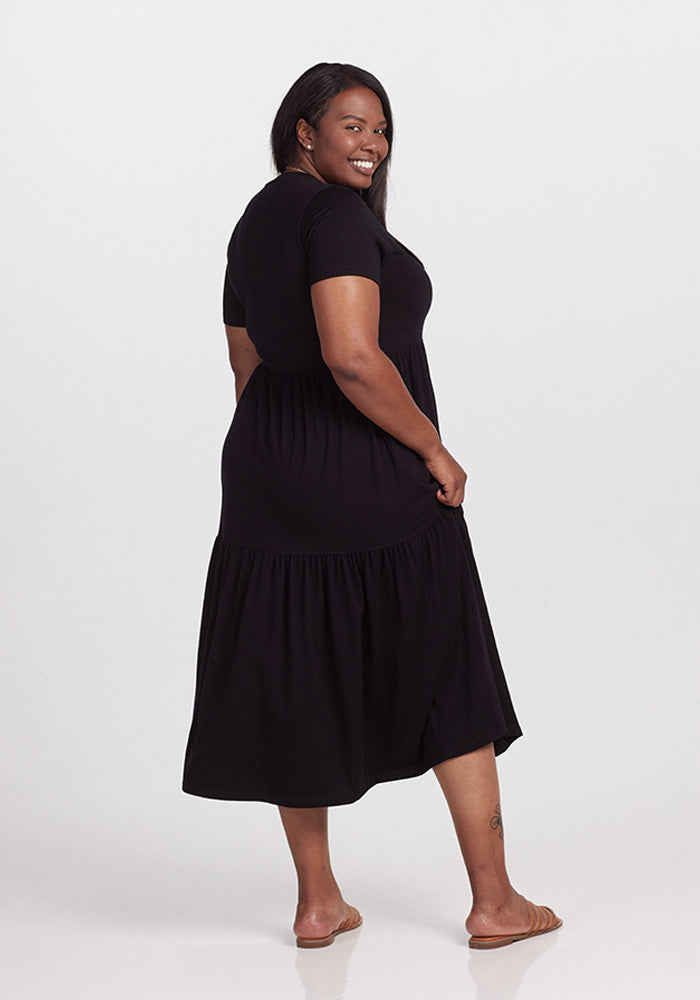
[279,171,326,182]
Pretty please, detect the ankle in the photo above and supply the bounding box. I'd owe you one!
[296,885,343,912]
[470,884,518,914]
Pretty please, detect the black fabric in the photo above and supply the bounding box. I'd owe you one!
[182,172,523,807]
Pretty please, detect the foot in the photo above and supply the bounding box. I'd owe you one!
[465,888,546,938]
[293,896,354,941]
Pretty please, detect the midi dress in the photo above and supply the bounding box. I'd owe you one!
[181,171,523,808]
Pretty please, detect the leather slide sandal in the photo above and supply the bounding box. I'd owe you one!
[468,898,562,949]
[296,904,363,949]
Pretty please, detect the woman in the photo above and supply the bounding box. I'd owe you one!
[182,62,562,950]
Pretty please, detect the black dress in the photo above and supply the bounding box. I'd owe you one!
[181,172,523,808]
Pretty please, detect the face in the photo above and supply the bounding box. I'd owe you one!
[293,85,389,189]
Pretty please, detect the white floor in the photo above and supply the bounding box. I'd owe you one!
[3,758,697,1000]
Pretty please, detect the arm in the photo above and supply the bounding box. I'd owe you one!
[311,275,441,458]
[224,324,263,404]
[311,275,467,506]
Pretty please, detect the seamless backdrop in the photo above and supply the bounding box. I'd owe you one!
[1,2,698,998]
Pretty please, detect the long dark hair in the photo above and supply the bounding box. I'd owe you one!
[270,62,394,228]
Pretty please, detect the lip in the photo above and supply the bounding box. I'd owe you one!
[348,158,377,176]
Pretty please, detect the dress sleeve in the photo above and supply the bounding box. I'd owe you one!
[301,185,383,287]
[223,268,246,326]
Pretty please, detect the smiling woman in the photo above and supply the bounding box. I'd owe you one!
[181,61,561,951]
[283,89,389,188]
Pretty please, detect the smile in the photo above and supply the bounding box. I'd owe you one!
[348,159,376,174]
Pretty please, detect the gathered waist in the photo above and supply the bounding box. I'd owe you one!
[258,360,329,376]
[257,339,426,377]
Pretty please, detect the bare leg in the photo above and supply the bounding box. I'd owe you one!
[278,805,353,939]
[433,742,535,936]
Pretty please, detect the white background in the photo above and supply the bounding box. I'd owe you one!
[2,1,698,996]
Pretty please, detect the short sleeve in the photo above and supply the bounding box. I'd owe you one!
[223,268,246,326]
[302,185,383,287]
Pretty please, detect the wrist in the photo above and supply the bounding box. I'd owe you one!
[418,435,444,462]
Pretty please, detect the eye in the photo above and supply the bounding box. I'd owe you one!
[346,125,387,135]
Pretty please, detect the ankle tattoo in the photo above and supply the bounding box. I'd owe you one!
[489,802,504,840]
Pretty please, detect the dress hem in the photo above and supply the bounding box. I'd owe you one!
[181,724,523,809]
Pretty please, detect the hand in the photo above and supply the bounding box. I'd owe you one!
[422,444,467,507]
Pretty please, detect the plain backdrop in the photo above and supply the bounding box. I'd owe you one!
[2,1,698,997]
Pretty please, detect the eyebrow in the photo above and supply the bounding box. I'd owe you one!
[338,114,388,126]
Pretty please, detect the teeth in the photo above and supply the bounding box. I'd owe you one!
[350,160,374,169]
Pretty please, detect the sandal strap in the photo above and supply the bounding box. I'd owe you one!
[531,901,558,932]
[526,898,540,933]
[336,904,360,932]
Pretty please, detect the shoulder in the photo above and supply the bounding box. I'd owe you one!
[304,182,375,217]
[301,183,381,239]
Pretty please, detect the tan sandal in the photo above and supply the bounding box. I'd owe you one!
[295,903,363,949]
[468,898,562,949]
